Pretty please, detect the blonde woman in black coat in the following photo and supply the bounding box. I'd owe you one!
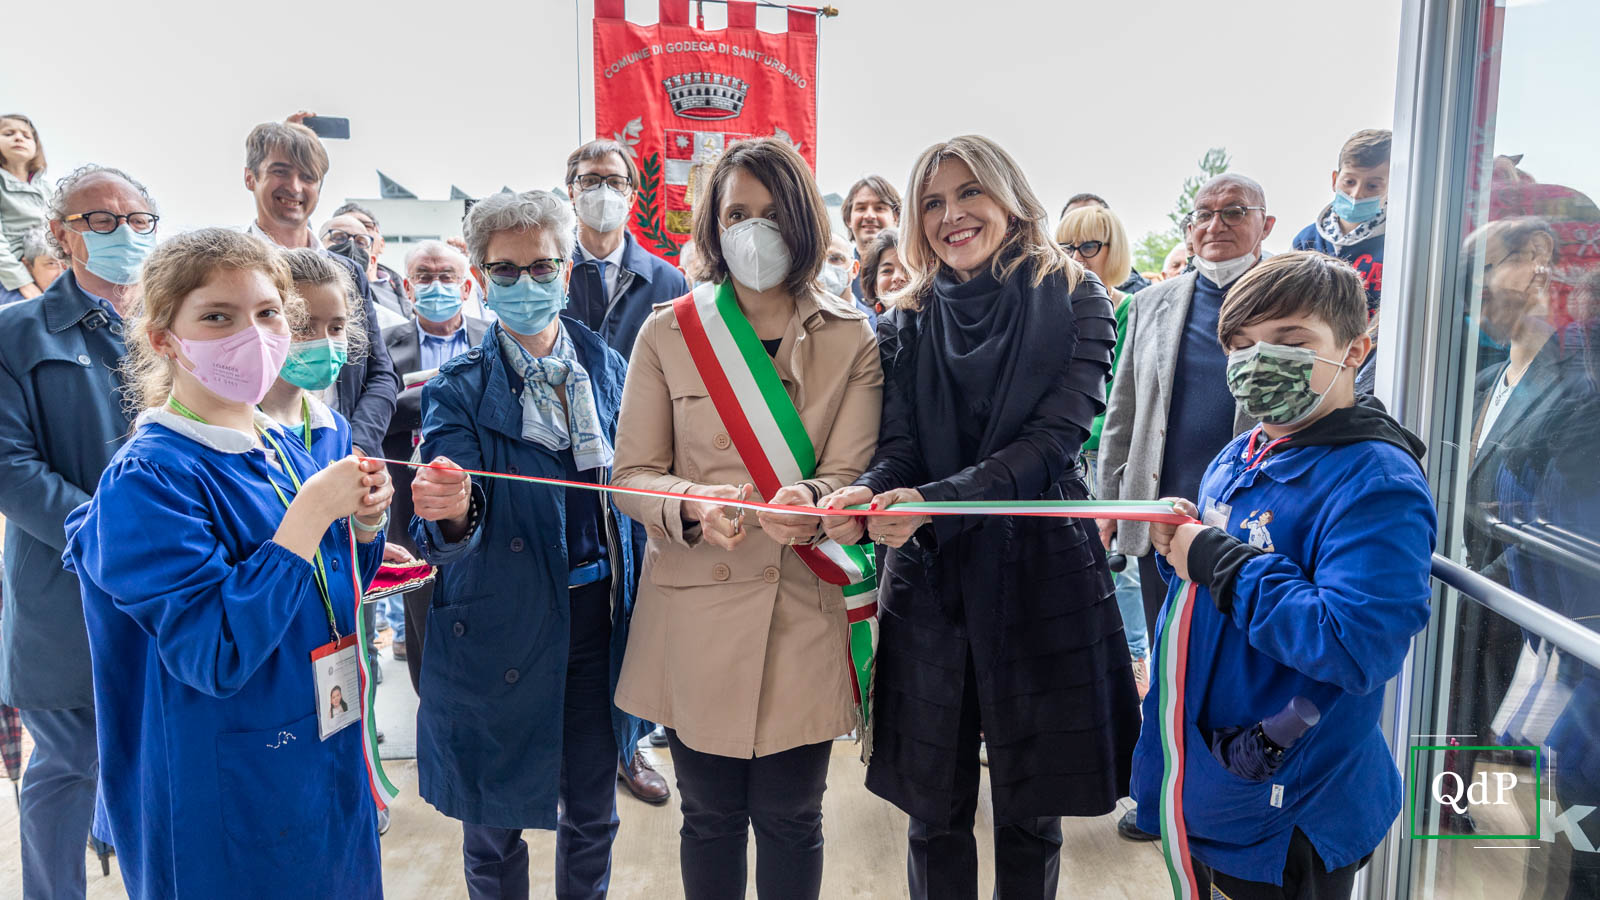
[822,136,1138,900]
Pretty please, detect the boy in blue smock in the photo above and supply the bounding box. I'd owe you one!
[63,229,395,898]
[1131,251,1436,899]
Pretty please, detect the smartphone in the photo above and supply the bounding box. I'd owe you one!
[302,116,350,140]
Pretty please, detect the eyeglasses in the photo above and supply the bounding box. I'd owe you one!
[1185,206,1267,229]
[572,174,632,192]
[63,211,159,235]
[323,229,373,250]
[412,271,460,285]
[1060,240,1105,260]
[484,258,565,286]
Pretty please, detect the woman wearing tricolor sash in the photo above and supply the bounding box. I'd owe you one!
[822,136,1140,900]
[611,138,882,900]
[62,229,392,897]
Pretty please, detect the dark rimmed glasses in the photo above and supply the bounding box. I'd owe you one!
[484,258,565,286]
[1185,205,1267,229]
[323,229,373,250]
[572,174,632,192]
[1061,240,1106,260]
[63,211,159,235]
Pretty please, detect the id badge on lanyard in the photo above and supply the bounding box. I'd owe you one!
[312,634,362,739]
[258,421,355,742]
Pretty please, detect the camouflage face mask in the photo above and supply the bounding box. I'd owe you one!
[1226,340,1350,426]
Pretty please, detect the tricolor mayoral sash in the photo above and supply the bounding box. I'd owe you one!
[674,281,879,758]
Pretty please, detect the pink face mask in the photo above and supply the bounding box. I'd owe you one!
[176,325,292,405]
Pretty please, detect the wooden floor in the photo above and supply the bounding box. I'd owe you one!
[0,742,1172,899]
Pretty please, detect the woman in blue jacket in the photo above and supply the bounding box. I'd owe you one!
[407,190,646,900]
[63,228,394,898]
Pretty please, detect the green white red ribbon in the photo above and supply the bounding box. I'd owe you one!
[347,526,399,810]
[367,453,1200,898]
[1159,579,1201,899]
[673,281,881,753]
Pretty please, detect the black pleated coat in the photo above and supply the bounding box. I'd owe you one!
[858,264,1141,828]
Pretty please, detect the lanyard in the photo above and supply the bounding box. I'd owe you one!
[1243,425,1293,471]
[166,396,340,642]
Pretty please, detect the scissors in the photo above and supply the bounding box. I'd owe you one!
[729,484,753,535]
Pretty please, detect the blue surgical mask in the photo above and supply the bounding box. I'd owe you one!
[80,223,159,285]
[1331,191,1383,224]
[485,273,567,336]
[414,281,464,323]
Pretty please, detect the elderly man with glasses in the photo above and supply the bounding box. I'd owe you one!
[564,139,689,362]
[380,239,489,687]
[0,164,160,897]
[1096,173,1277,841]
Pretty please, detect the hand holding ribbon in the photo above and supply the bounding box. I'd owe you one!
[757,484,821,544]
[412,455,472,541]
[819,486,873,545]
[862,488,930,548]
[1152,493,1203,557]
[351,459,393,541]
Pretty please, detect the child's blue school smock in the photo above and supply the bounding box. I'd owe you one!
[1131,427,1436,885]
[63,406,386,899]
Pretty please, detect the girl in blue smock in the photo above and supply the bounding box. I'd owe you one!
[63,229,395,898]
[258,247,370,465]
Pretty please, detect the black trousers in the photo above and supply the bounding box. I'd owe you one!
[666,730,832,900]
[907,653,1063,900]
[401,577,433,692]
[1137,551,1169,640]
[1197,828,1369,900]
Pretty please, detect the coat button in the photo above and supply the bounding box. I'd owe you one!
[504,668,520,684]
[110,323,124,336]
[453,621,466,637]
[648,524,666,538]
[713,433,731,450]
[763,566,780,584]
[467,348,481,360]
[507,464,519,475]
[76,353,91,366]
[712,563,731,582]
[510,537,525,552]
[329,557,341,572]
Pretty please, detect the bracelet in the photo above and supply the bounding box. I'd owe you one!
[352,510,389,534]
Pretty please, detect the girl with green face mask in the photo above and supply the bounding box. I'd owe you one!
[258,249,367,457]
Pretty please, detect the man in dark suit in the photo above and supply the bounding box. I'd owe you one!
[381,239,489,691]
[565,139,689,360]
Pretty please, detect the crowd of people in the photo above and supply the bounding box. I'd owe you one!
[0,105,1487,900]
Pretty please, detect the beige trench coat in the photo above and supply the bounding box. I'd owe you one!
[612,288,883,758]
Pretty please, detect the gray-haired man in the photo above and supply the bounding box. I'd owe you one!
[0,164,158,897]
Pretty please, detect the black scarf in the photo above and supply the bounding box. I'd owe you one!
[915,263,1078,478]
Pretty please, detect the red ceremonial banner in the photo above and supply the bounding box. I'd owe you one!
[593,0,819,259]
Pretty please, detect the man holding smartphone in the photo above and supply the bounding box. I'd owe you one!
[240,119,399,460]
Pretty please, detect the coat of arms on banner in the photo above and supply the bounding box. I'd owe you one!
[593,0,820,258]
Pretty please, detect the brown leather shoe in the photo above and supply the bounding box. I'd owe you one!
[618,750,671,804]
